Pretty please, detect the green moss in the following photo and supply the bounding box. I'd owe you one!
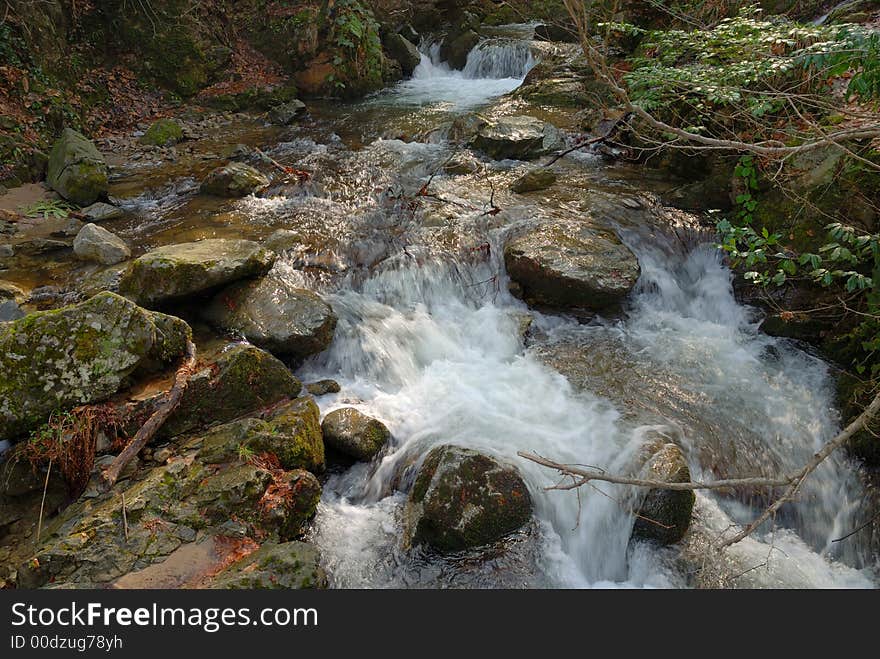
[139,119,184,147]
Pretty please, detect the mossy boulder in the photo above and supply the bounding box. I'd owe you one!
[0,292,184,439]
[385,32,422,76]
[118,239,276,307]
[202,275,336,362]
[504,217,640,312]
[405,445,532,553]
[305,379,340,396]
[269,470,322,540]
[138,119,184,147]
[46,128,109,206]
[209,542,326,589]
[472,116,564,160]
[200,162,270,198]
[510,169,557,193]
[196,397,324,473]
[321,408,391,462]
[630,439,695,545]
[440,29,479,69]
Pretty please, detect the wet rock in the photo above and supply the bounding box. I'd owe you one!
[385,33,422,76]
[77,263,128,298]
[510,169,557,193]
[138,119,184,147]
[79,202,124,223]
[268,100,306,125]
[405,445,532,553]
[73,223,131,265]
[0,280,25,302]
[118,239,275,307]
[306,379,340,396]
[0,300,24,322]
[0,292,184,439]
[264,470,322,540]
[443,155,479,175]
[441,29,479,70]
[203,275,336,362]
[262,229,303,254]
[209,542,326,589]
[46,128,109,206]
[200,162,270,197]
[630,439,695,545]
[504,217,640,312]
[472,116,564,160]
[195,397,324,473]
[321,408,391,462]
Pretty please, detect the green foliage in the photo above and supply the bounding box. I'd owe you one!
[19,199,75,220]
[328,0,385,94]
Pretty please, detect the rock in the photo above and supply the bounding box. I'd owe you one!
[321,408,391,462]
[118,239,276,307]
[196,397,324,473]
[262,229,303,254]
[154,344,303,439]
[268,470,322,540]
[0,292,185,438]
[534,24,579,42]
[504,217,640,312]
[443,156,479,176]
[405,445,532,553]
[510,169,557,193]
[0,300,25,322]
[441,29,479,69]
[73,223,131,265]
[203,275,336,361]
[472,116,564,160]
[46,128,109,206]
[200,162,270,197]
[219,143,251,160]
[385,33,422,76]
[79,202,124,223]
[209,542,326,589]
[630,439,695,545]
[305,379,340,396]
[138,119,184,147]
[0,280,25,303]
[267,100,306,125]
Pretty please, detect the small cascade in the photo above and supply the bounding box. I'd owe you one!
[461,39,536,79]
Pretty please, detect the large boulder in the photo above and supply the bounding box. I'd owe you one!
[321,408,391,462]
[138,119,184,147]
[209,542,326,589]
[472,116,564,160]
[630,439,695,545]
[504,217,640,311]
[118,239,275,307]
[203,275,336,362]
[441,29,479,69]
[73,223,131,265]
[0,292,186,438]
[405,445,532,552]
[385,33,422,76]
[46,128,109,206]
[200,162,270,197]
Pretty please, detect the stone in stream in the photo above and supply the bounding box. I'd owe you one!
[306,379,340,396]
[200,162,270,197]
[73,223,131,265]
[138,118,184,147]
[118,239,276,307]
[504,216,640,312]
[405,446,533,553]
[267,100,307,125]
[510,169,557,193]
[0,292,189,439]
[46,128,109,206]
[79,201,124,222]
[440,29,479,70]
[321,408,391,462]
[385,32,422,76]
[630,438,695,545]
[202,275,337,362]
[472,115,564,160]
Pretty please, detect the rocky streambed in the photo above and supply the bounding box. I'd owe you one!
[0,26,877,590]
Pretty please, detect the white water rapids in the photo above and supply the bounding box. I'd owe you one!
[268,33,878,588]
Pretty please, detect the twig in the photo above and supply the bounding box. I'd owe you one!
[35,459,52,548]
[122,492,129,541]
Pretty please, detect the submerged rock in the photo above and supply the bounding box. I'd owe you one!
[268,100,306,125]
[203,275,336,362]
[405,445,532,553]
[138,119,184,147]
[0,292,186,438]
[118,239,275,307]
[510,168,557,193]
[504,217,640,312]
[210,542,326,589]
[321,408,391,462]
[46,128,109,206]
[472,115,564,160]
[73,223,130,265]
[200,162,270,197]
[630,439,695,545]
[80,202,124,223]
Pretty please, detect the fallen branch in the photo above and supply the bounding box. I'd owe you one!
[518,389,880,548]
[101,340,197,490]
[543,112,634,166]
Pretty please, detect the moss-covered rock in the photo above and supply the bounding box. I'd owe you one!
[630,439,695,545]
[321,407,391,462]
[138,119,184,147]
[202,275,336,362]
[305,379,340,396]
[46,128,109,206]
[209,542,326,589]
[440,29,479,69]
[405,445,532,553]
[0,292,180,439]
[385,32,421,76]
[271,470,322,540]
[472,116,564,160]
[200,162,270,198]
[118,239,276,307]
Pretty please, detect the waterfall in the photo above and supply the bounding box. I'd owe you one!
[461,39,536,79]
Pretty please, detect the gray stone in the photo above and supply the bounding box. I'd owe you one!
[268,100,307,125]
[472,116,564,160]
[80,202,124,222]
[321,407,391,461]
[46,128,109,206]
[73,223,131,265]
[200,162,269,197]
